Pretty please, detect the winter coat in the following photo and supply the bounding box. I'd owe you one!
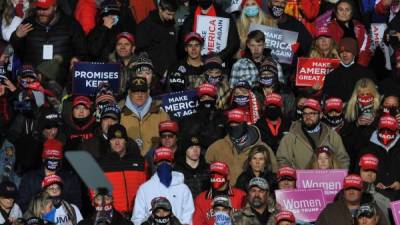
[131,171,194,225]
[79,130,110,160]
[327,19,372,67]
[359,131,400,200]
[74,0,97,34]
[62,116,97,152]
[255,117,290,154]
[276,121,350,169]
[180,5,240,62]
[322,63,376,102]
[235,169,277,193]
[378,71,400,97]
[173,157,210,199]
[128,0,156,24]
[284,0,321,36]
[10,12,87,84]
[120,99,170,156]
[17,168,81,212]
[136,10,177,76]
[193,188,246,225]
[98,145,147,215]
[78,210,133,225]
[141,215,182,225]
[232,205,277,225]
[205,126,278,185]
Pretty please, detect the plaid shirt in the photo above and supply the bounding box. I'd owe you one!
[229,58,259,88]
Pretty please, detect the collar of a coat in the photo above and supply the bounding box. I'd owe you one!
[223,125,263,153]
[288,121,331,149]
[120,99,163,117]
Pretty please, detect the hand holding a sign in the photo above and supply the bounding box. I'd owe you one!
[15,23,33,38]
[388,181,400,190]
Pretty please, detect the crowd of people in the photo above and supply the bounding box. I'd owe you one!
[0,0,399,224]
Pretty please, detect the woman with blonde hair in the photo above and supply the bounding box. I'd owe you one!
[307,146,343,169]
[1,0,30,41]
[235,145,277,191]
[24,192,54,222]
[308,27,340,59]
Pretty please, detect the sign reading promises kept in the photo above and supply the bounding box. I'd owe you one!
[73,62,121,96]
[158,89,199,118]
[295,57,340,87]
[249,24,298,64]
[275,189,326,222]
[196,15,230,55]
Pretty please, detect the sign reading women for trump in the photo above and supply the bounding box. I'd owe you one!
[73,62,121,96]
[275,189,326,222]
[249,24,298,64]
[295,58,340,87]
[296,169,348,203]
[157,89,199,119]
[196,15,230,55]
[391,201,400,225]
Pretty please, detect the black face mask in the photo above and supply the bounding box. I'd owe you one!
[51,196,62,208]
[169,82,186,92]
[199,99,216,110]
[295,107,303,120]
[153,214,170,225]
[198,0,213,9]
[44,159,61,171]
[323,114,344,127]
[264,106,282,120]
[206,75,222,85]
[270,5,284,18]
[228,123,247,139]
[73,115,91,127]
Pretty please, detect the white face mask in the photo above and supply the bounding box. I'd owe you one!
[340,57,355,68]
[214,211,232,225]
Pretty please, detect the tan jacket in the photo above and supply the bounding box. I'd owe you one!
[120,99,170,156]
[276,121,349,169]
[205,126,278,185]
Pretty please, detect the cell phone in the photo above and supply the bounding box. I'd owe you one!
[0,75,7,85]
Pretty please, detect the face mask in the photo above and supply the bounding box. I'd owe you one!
[169,82,186,92]
[383,107,399,117]
[51,196,62,208]
[210,173,227,190]
[323,114,344,127]
[244,5,259,17]
[340,58,355,68]
[95,203,113,212]
[44,159,61,171]
[199,99,216,110]
[264,106,282,120]
[228,123,247,139]
[206,75,222,85]
[270,5,284,18]
[198,0,212,9]
[214,211,232,225]
[42,207,56,223]
[153,214,170,225]
[259,76,276,87]
[94,203,113,225]
[157,162,172,187]
[233,95,249,107]
[295,107,303,120]
[302,120,321,133]
[73,115,91,127]
[378,129,396,146]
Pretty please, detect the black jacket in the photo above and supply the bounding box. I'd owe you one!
[136,10,177,76]
[10,12,87,85]
[378,71,400,97]
[62,116,97,152]
[17,168,82,212]
[235,169,277,194]
[323,63,376,102]
[255,117,290,154]
[78,210,133,225]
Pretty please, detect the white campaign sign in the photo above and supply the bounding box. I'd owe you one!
[196,15,230,55]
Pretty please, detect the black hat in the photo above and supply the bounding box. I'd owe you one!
[39,108,62,129]
[100,0,120,16]
[356,203,377,218]
[26,217,45,225]
[168,71,186,92]
[0,180,18,199]
[151,197,172,211]
[180,135,201,151]
[129,77,148,92]
[204,54,223,71]
[129,54,154,73]
[100,104,121,120]
[108,124,128,140]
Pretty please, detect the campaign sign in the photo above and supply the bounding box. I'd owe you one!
[295,58,340,87]
[196,15,230,55]
[249,24,298,64]
[73,62,121,96]
[296,169,348,203]
[370,23,387,50]
[158,89,199,118]
[392,201,400,225]
[275,189,326,222]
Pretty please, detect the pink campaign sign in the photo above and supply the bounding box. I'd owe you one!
[391,200,400,225]
[296,169,348,203]
[275,189,326,222]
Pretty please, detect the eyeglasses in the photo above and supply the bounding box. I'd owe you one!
[46,186,61,192]
[302,112,319,117]
[160,134,175,139]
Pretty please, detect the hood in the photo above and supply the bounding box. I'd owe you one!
[151,171,185,186]
[370,130,400,151]
[289,121,330,147]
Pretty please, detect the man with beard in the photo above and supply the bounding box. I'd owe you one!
[277,98,349,169]
[10,0,86,86]
[233,177,278,225]
[322,97,345,133]
[359,115,400,201]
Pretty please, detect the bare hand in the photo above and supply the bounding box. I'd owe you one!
[376,182,386,189]
[15,23,33,38]
[4,79,16,92]
[70,57,79,70]
[103,15,115,29]
[312,82,322,91]
[388,181,400,190]
[357,115,374,126]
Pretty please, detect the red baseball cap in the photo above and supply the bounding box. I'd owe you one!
[303,98,321,112]
[324,97,344,113]
[184,32,204,45]
[241,0,262,7]
[277,166,296,181]
[34,0,56,8]
[42,139,63,159]
[275,211,296,224]
[265,93,283,107]
[227,108,246,123]
[210,161,229,177]
[316,146,332,156]
[42,174,63,189]
[159,120,179,134]
[359,154,379,171]
[343,174,363,190]
[116,32,135,44]
[154,147,174,163]
[315,25,331,38]
[73,96,92,109]
[379,115,398,131]
[197,83,217,98]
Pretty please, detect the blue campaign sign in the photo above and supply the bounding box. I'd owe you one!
[158,89,199,118]
[72,62,121,96]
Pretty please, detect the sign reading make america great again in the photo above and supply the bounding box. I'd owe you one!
[158,89,199,119]
[196,15,230,55]
[295,57,340,87]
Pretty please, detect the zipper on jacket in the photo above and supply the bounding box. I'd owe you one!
[122,170,129,213]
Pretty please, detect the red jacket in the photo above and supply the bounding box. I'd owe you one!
[129,0,156,24]
[285,0,321,36]
[193,188,246,225]
[328,19,373,67]
[74,0,97,34]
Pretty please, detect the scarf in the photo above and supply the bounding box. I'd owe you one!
[125,95,152,119]
[337,19,356,39]
[193,5,217,32]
